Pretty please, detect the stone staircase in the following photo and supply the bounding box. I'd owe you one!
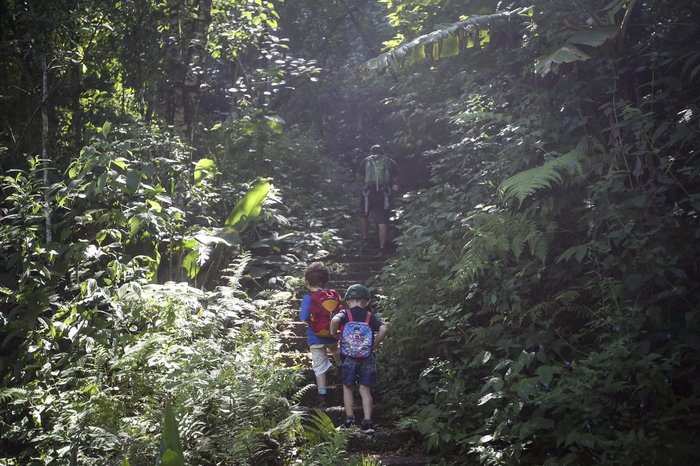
[280,241,430,465]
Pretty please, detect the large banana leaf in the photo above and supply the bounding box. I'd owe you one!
[182,178,270,280]
[534,27,619,76]
[225,178,271,231]
[534,0,634,75]
[361,7,532,74]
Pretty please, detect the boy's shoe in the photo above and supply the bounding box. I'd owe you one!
[316,393,327,409]
[338,417,355,430]
[360,419,375,434]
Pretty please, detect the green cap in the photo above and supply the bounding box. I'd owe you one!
[344,284,370,300]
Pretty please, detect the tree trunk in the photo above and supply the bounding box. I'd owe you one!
[165,0,186,129]
[164,0,212,140]
[42,56,52,243]
[183,0,212,141]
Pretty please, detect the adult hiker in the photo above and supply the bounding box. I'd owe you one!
[355,144,399,252]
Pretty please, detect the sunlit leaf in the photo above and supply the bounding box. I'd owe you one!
[225,179,271,230]
[194,158,217,186]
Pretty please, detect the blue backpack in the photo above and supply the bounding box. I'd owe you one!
[340,309,374,359]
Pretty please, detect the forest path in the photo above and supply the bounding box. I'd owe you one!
[280,233,429,464]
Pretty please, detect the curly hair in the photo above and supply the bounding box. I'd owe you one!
[304,262,329,287]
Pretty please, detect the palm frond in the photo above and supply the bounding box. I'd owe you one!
[361,7,532,74]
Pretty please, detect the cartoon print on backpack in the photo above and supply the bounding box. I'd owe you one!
[340,308,374,359]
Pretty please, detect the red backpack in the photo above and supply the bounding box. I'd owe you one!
[309,289,343,337]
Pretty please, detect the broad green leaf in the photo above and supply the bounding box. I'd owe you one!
[129,214,146,236]
[183,248,201,279]
[194,228,240,248]
[160,450,184,466]
[194,158,217,186]
[556,244,589,263]
[477,392,502,406]
[102,121,111,137]
[567,27,618,47]
[264,115,285,134]
[225,179,271,230]
[535,44,591,76]
[125,170,141,194]
[535,365,561,385]
[147,200,162,213]
[111,157,128,170]
[158,402,185,466]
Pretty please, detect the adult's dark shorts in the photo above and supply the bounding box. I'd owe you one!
[359,189,391,224]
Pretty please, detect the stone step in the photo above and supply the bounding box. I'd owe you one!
[330,279,382,289]
[280,351,310,366]
[280,335,309,352]
[299,384,344,407]
[333,256,391,267]
[357,454,429,465]
[331,270,382,281]
[280,320,307,334]
[346,427,420,454]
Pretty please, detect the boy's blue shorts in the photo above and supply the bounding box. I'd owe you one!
[341,354,377,387]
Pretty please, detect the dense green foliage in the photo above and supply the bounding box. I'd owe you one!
[374,0,700,464]
[0,0,344,464]
[2,0,699,464]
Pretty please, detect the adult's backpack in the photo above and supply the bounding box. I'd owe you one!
[309,289,342,337]
[364,154,392,190]
[340,309,374,359]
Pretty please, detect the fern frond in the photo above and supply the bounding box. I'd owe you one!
[524,301,554,321]
[290,383,315,405]
[265,409,303,437]
[222,252,252,290]
[449,209,552,291]
[555,289,581,305]
[117,334,168,369]
[303,410,337,443]
[0,387,34,404]
[498,147,584,205]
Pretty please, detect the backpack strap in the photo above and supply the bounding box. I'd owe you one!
[308,289,324,307]
[346,308,354,323]
[364,311,372,324]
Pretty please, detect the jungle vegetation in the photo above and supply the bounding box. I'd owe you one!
[1,0,699,464]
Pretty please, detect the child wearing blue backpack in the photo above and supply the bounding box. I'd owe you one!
[330,284,387,434]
